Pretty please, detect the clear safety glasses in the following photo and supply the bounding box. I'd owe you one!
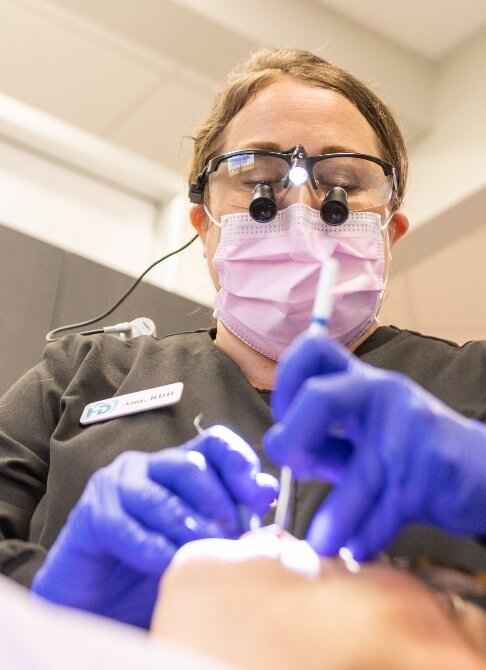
[189,145,397,225]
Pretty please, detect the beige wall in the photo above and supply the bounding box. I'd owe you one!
[381,187,486,344]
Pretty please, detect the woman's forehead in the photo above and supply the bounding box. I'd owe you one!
[221,79,381,157]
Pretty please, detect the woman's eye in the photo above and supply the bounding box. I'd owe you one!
[242,177,283,187]
[339,183,360,193]
[318,180,360,193]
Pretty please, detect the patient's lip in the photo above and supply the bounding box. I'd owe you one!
[241,527,321,579]
[171,527,321,580]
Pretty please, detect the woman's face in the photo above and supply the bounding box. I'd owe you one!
[190,78,408,289]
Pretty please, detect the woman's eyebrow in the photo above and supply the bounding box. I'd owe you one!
[235,142,364,154]
[237,141,287,151]
[317,144,361,154]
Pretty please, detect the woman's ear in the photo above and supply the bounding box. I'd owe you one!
[190,205,210,257]
[388,211,409,248]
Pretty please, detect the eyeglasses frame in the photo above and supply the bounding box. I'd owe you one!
[189,144,397,205]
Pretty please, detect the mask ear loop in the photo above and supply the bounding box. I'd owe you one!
[380,208,394,232]
[203,203,222,229]
[373,209,394,326]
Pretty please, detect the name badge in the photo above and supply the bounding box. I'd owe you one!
[80,382,183,425]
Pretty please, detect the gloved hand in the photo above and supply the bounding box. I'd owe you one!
[31,426,278,628]
[264,331,486,560]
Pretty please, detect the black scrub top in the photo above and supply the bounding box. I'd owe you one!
[0,326,485,594]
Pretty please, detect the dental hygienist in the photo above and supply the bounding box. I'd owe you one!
[0,48,485,630]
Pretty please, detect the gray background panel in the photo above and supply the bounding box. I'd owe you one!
[0,223,212,394]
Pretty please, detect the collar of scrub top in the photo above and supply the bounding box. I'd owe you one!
[188,144,398,204]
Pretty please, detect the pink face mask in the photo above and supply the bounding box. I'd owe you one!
[211,203,386,360]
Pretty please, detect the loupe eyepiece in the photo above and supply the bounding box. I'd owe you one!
[320,187,349,226]
[249,183,277,223]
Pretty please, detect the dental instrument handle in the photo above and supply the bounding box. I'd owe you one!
[274,465,293,529]
[274,257,339,532]
[308,257,339,335]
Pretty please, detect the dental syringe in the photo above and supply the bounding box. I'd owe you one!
[274,257,339,531]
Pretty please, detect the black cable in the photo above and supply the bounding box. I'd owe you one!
[46,234,198,342]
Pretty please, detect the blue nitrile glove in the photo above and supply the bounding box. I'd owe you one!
[31,426,278,628]
[264,331,486,561]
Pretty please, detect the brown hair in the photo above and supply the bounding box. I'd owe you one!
[189,48,408,210]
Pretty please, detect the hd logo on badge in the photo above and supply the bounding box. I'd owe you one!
[83,398,118,421]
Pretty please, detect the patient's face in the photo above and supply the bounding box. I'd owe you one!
[152,529,485,670]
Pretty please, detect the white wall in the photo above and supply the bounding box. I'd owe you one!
[0,138,154,274]
[0,98,214,307]
[404,24,486,227]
